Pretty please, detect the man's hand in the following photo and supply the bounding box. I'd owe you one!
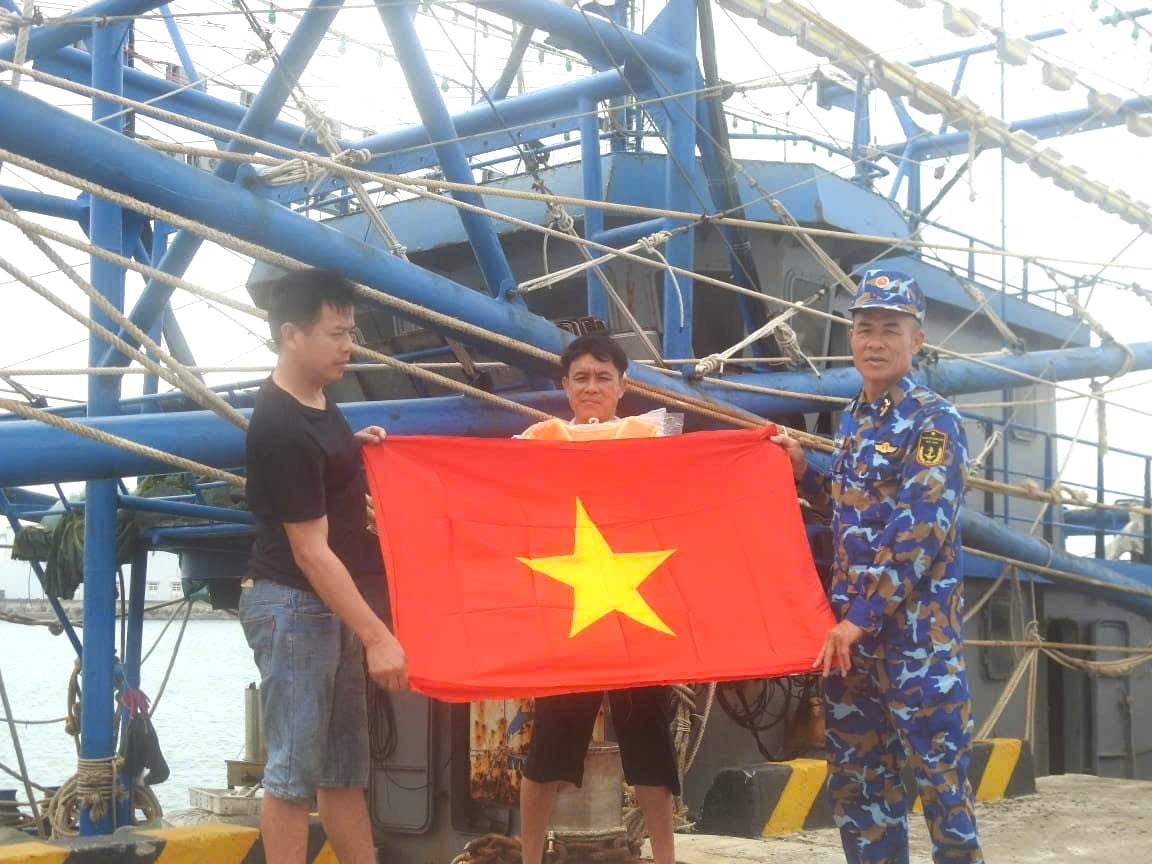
[364,630,408,691]
[813,620,866,677]
[769,428,807,481]
[355,425,387,445]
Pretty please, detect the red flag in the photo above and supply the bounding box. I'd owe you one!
[363,427,834,702]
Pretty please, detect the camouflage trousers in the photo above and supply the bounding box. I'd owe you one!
[823,649,984,864]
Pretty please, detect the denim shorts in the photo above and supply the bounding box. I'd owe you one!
[240,578,369,804]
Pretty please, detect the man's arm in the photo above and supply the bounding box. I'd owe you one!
[284,516,407,690]
[843,408,967,635]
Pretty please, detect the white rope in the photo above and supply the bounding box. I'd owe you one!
[0,196,251,431]
[518,229,675,294]
[636,231,685,331]
[970,429,1002,472]
[957,277,1023,349]
[693,289,827,377]
[4,55,1152,274]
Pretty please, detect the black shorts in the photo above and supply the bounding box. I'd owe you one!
[522,686,680,794]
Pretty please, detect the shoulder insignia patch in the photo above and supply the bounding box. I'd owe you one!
[875,441,899,455]
[915,429,948,466]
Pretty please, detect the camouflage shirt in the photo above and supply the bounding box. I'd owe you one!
[799,375,968,656]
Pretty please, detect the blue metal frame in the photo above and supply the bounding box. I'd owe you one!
[100,0,347,367]
[6,1,1152,837]
[81,16,131,834]
[0,0,166,64]
[377,1,518,301]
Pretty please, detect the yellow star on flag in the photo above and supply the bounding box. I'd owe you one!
[517,498,676,638]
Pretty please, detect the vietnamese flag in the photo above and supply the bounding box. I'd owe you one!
[363,427,834,702]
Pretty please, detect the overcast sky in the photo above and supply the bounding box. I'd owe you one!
[1,0,1150,501]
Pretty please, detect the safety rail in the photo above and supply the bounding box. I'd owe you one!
[960,409,1152,564]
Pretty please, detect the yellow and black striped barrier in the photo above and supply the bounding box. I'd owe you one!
[0,821,337,863]
[698,738,1035,837]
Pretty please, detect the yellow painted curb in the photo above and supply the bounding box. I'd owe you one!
[0,841,68,864]
[141,823,260,864]
[975,738,1022,802]
[762,758,827,837]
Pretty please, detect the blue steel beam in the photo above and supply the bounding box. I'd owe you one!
[0,186,86,222]
[158,3,202,91]
[118,494,254,524]
[475,0,687,73]
[99,0,345,367]
[908,8,1152,68]
[377,1,518,300]
[0,85,747,413]
[80,17,130,836]
[651,0,698,359]
[0,0,165,63]
[724,341,1152,411]
[35,47,628,178]
[5,341,1152,486]
[356,69,629,173]
[35,47,333,154]
[580,98,609,320]
[487,23,534,102]
[889,93,1152,160]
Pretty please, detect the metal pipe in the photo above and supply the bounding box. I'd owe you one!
[0,664,43,835]
[656,0,697,360]
[907,8,1152,68]
[0,185,86,222]
[896,93,1152,160]
[122,546,147,693]
[487,24,534,102]
[725,342,1152,415]
[158,3,202,91]
[80,17,129,835]
[475,0,687,72]
[99,0,346,366]
[377,0,518,301]
[35,47,328,154]
[244,683,265,763]
[580,97,609,320]
[118,494,254,524]
[0,0,165,64]
[589,218,669,248]
[961,509,1152,618]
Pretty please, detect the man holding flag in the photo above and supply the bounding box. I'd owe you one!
[515,333,680,864]
[365,337,835,861]
[773,270,985,864]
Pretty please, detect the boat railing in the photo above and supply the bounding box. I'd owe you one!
[961,409,1152,563]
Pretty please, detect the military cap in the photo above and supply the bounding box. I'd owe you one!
[848,269,925,321]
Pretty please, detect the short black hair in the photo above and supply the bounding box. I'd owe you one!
[266,268,356,347]
[559,333,628,376]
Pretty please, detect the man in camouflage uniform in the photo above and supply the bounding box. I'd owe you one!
[773,270,984,864]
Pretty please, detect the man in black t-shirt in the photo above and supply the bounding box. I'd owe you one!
[241,268,404,864]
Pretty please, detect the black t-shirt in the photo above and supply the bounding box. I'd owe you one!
[245,377,377,593]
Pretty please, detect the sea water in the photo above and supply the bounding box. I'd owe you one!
[0,617,254,815]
